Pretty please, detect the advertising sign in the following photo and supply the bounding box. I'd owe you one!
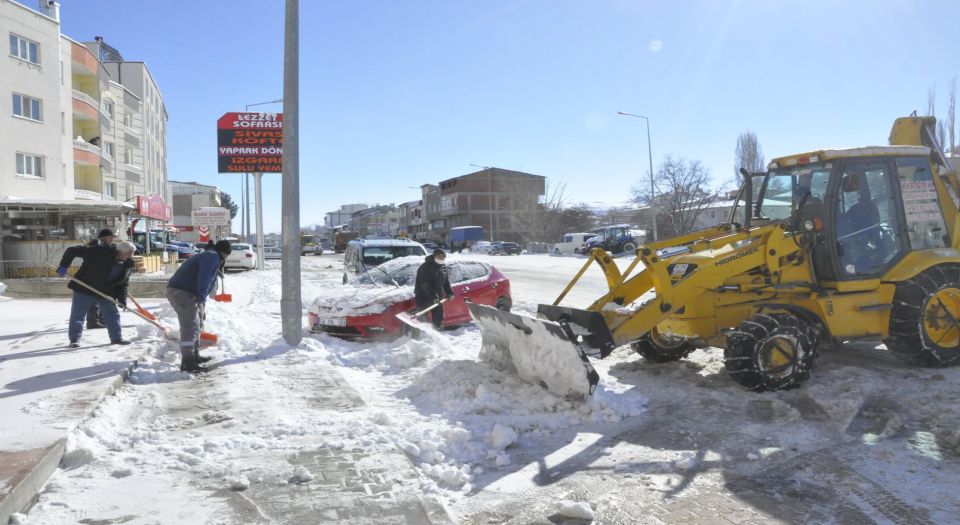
[217,112,283,173]
[191,207,231,227]
[136,194,171,221]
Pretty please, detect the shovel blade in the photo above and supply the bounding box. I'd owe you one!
[214,293,232,303]
[468,303,599,399]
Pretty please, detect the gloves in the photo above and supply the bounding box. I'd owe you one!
[57,266,68,277]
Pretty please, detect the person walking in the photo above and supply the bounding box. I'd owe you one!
[166,240,231,373]
[414,249,454,329]
[84,235,112,329]
[57,229,132,348]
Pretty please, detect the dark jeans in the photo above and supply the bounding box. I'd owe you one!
[87,303,103,326]
[416,299,444,329]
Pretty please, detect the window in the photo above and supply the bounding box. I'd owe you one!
[104,182,116,198]
[104,142,115,158]
[897,156,947,250]
[9,34,39,64]
[16,153,43,178]
[459,262,489,281]
[104,99,114,117]
[12,93,42,121]
[835,159,903,276]
[123,111,133,128]
[123,147,132,164]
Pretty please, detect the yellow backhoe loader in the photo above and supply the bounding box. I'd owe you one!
[469,115,960,398]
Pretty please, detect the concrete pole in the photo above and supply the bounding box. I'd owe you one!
[280,0,302,345]
[254,172,265,270]
[245,173,252,242]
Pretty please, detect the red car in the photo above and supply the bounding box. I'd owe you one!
[307,256,512,339]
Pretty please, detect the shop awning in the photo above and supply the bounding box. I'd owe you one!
[0,198,136,215]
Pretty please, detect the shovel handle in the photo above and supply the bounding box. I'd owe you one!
[410,297,449,319]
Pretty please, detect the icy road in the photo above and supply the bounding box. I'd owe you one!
[14,253,960,524]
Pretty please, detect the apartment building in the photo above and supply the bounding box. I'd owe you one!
[435,168,545,243]
[324,203,367,229]
[0,1,169,246]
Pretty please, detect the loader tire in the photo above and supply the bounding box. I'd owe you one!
[724,313,818,392]
[631,328,694,362]
[886,264,960,367]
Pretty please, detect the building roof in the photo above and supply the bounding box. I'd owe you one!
[439,167,545,186]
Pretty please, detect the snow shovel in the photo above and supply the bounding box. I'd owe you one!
[468,302,600,399]
[213,275,231,303]
[127,293,157,321]
[396,298,449,338]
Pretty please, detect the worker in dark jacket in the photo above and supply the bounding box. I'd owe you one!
[414,249,454,328]
[85,237,107,329]
[166,240,232,373]
[57,229,132,348]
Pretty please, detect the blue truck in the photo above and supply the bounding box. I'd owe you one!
[449,226,484,252]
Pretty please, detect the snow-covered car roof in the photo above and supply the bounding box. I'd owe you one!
[350,238,424,247]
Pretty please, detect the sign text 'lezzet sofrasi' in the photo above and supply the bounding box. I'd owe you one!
[217,112,283,173]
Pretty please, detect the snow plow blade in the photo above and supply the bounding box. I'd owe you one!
[468,303,600,398]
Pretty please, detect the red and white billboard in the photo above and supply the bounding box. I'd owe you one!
[136,194,171,221]
[217,112,283,173]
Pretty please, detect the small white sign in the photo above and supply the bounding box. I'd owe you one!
[191,207,230,227]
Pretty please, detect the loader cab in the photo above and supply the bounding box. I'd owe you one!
[751,148,948,283]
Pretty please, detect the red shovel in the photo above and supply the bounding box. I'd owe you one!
[213,275,232,303]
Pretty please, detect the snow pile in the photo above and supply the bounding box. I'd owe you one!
[0,280,7,298]
[308,285,414,317]
[556,500,595,520]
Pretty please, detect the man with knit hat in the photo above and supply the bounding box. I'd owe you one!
[57,228,131,348]
[166,239,232,373]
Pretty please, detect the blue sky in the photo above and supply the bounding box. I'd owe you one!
[60,0,960,233]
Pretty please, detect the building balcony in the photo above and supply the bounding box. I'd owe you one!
[70,41,99,76]
[440,206,460,217]
[74,189,103,201]
[73,139,113,169]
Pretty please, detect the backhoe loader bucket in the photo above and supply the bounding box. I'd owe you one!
[468,303,600,398]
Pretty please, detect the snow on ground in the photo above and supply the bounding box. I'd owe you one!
[14,253,960,524]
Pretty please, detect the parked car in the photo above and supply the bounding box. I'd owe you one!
[308,256,512,339]
[343,238,427,283]
[553,232,596,255]
[225,242,258,270]
[165,243,197,261]
[263,245,283,260]
[468,241,493,254]
[490,241,522,256]
[421,242,439,251]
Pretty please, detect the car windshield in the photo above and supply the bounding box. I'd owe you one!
[357,260,420,286]
[232,244,252,251]
[756,163,832,220]
[361,246,424,266]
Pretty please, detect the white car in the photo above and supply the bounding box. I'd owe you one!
[263,245,283,260]
[469,241,494,254]
[553,232,596,255]
[225,242,258,270]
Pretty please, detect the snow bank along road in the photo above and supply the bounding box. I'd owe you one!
[12,253,960,524]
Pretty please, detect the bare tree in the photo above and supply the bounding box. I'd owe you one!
[949,77,957,154]
[928,87,937,117]
[632,156,727,237]
[734,131,765,175]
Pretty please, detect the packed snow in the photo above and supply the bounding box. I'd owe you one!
[7,253,960,524]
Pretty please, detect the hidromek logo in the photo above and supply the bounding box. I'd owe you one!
[714,247,759,267]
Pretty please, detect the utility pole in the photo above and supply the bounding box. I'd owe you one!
[281,0,301,345]
[254,172,265,269]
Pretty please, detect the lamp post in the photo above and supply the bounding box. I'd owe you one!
[617,111,658,242]
[244,98,283,244]
[470,163,494,241]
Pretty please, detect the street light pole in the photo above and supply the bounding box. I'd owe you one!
[245,98,283,246]
[617,111,658,242]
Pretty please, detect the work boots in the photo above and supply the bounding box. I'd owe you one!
[180,355,208,374]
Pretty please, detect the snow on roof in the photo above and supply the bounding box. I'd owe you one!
[772,145,930,165]
[353,238,423,247]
